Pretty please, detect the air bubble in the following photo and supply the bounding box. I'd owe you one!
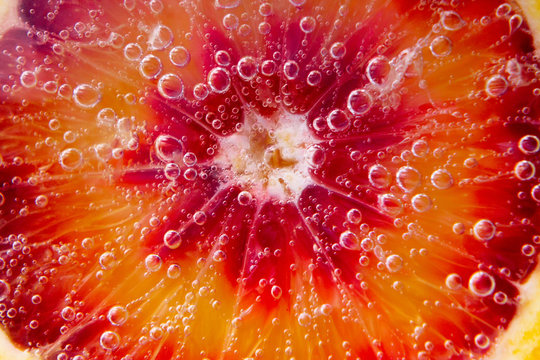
[167,264,181,278]
[193,83,209,100]
[330,42,346,60]
[35,195,48,208]
[326,109,350,132]
[124,43,142,61]
[346,208,362,224]
[149,25,173,50]
[366,56,390,86]
[297,312,312,327]
[514,160,535,180]
[441,11,465,31]
[411,194,432,212]
[261,60,277,76]
[60,306,75,321]
[474,333,490,349]
[145,254,162,272]
[305,144,326,168]
[289,0,306,7]
[283,60,300,80]
[473,219,496,241]
[215,50,231,66]
[212,250,227,262]
[0,280,10,301]
[100,330,120,351]
[237,191,252,205]
[99,252,116,269]
[107,306,128,326]
[20,71,37,88]
[522,244,535,257]
[157,74,184,99]
[237,56,258,81]
[378,194,403,216]
[368,164,391,189]
[347,89,372,115]
[445,273,462,290]
[215,0,240,9]
[183,152,197,166]
[222,13,239,30]
[300,16,316,33]
[59,148,83,171]
[468,271,495,297]
[385,254,403,272]
[169,46,191,67]
[194,211,207,225]
[154,134,183,162]
[429,36,452,57]
[531,184,540,202]
[208,67,231,93]
[430,169,453,189]
[485,75,508,97]
[139,55,162,79]
[518,135,540,154]
[164,163,181,180]
[306,70,322,86]
[396,166,421,192]
[412,140,429,157]
[339,231,360,250]
[270,285,282,299]
[73,84,101,108]
[163,230,182,249]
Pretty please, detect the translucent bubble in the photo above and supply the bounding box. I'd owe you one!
[145,254,162,272]
[237,56,258,81]
[493,291,508,305]
[485,75,508,97]
[514,160,535,180]
[518,135,540,154]
[270,285,282,299]
[139,54,162,79]
[346,208,362,224]
[124,43,142,61]
[100,330,120,351]
[99,252,116,269]
[441,11,465,31]
[215,0,239,9]
[0,193,4,207]
[107,306,128,326]
[183,152,197,166]
[167,264,181,278]
[169,46,191,67]
[531,184,540,202]
[163,230,182,249]
[59,148,83,171]
[368,164,391,189]
[522,244,535,257]
[149,0,163,13]
[347,89,372,115]
[330,42,346,60]
[396,166,421,192]
[411,194,432,212]
[222,13,239,30]
[306,70,322,86]
[237,191,252,205]
[35,194,48,208]
[366,56,390,86]
[193,83,209,100]
[378,194,403,216]
[164,163,181,180]
[300,16,316,33]
[297,312,312,327]
[73,84,101,108]
[149,25,173,50]
[193,211,207,225]
[97,108,117,128]
[0,280,10,301]
[430,169,453,189]
[215,50,231,66]
[212,249,227,262]
[283,60,299,80]
[445,273,462,290]
[468,271,495,297]
[184,168,197,181]
[496,3,511,17]
[305,144,325,168]
[385,254,403,272]
[474,333,490,349]
[20,70,37,88]
[208,67,231,93]
[339,230,360,250]
[259,3,273,16]
[473,219,496,241]
[157,74,184,99]
[326,109,350,132]
[429,36,452,57]
[258,22,271,35]
[154,134,183,162]
[261,60,276,76]
[61,306,76,321]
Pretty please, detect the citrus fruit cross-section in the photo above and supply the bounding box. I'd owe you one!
[1,0,540,359]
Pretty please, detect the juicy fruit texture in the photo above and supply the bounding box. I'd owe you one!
[0,0,540,360]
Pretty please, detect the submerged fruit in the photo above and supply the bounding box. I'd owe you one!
[0,0,540,359]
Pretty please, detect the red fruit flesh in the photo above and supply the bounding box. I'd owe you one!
[1,1,540,359]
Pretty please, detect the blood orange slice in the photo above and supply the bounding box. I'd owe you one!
[1,0,540,359]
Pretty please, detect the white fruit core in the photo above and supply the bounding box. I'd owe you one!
[215,110,314,200]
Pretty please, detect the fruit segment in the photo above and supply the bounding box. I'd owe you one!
[1,0,540,359]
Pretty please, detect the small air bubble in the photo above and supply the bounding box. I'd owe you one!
[157,74,184,99]
[139,55,162,79]
[208,67,231,93]
[283,60,300,80]
[59,148,83,171]
[145,254,162,272]
[339,230,360,250]
[473,219,496,241]
[411,194,432,212]
[430,169,453,189]
[514,160,535,180]
[154,134,183,162]
[385,254,403,272]
[73,84,101,108]
[468,271,495,297]
[237,56,258,81]
[169,46,191,67]
[347,89,372,115]
[396,166,421,192]
[485,75,508,97]
[429,36,452,57]
[368,164,391,189]
[163,230,182,249]
[107,306,128,326]
[518,135,540,154]
[326,109,350,132]
[100,330,120,351]
[300,16,316,33]
[445,273,462,290]
[149,25,173,50]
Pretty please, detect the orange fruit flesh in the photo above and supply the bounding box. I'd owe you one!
[0,0,540,359]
